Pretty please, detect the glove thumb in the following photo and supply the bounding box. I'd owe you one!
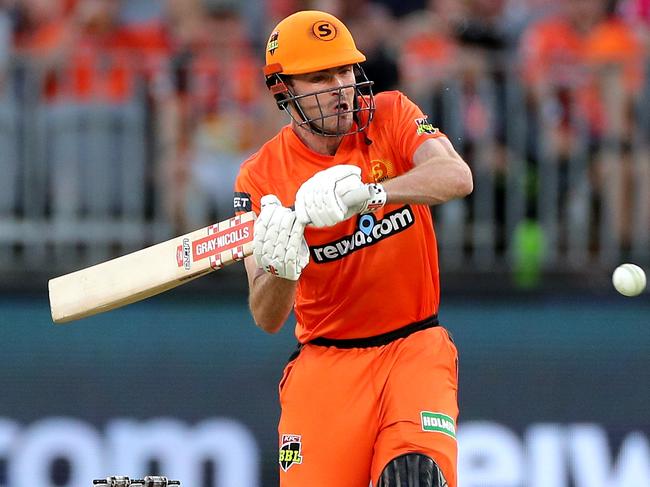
[261,194,281,208]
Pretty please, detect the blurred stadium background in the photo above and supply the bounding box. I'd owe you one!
[0,0,649,486]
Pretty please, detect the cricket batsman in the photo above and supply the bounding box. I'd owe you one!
[234,10,473,487]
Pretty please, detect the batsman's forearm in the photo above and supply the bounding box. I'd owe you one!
[249,272,298,334]
[383,158,473,206]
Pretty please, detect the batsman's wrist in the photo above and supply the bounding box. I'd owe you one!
[360,183,387,214]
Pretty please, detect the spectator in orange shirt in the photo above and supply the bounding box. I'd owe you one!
[62,0,140,102]
[14,0,170,102]
[521,0,644,142]
[397,0,462,109]
[118,7,171,88]
[157,1,272,231]
[520,0,647,248]
[12,0,73,98]
[14,0,133,102]
[13,0,73,55]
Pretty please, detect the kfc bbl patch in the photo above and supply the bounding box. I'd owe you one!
[279,434,303,471]
[233,192,252,212]
[415,117,439,136]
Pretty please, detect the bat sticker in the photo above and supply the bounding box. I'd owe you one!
[192,220,254,262]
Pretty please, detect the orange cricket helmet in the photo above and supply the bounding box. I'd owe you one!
[264,10,366,76]
[263,10,375,137]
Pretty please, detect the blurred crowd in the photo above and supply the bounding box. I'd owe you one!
[1,0,649,247]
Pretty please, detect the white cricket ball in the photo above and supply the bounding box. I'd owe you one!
[612,263,647,297]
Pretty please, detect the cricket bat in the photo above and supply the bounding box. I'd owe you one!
[48,185,371,324]
[48,212,256,324]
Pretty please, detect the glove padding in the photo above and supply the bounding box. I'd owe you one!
[254,195,309,281]
[294,165,365,227]
[295,165,387,227]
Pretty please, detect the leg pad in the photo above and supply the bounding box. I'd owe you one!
[377,453,448,487]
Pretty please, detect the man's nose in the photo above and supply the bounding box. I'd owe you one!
[322,70,347,85]
[328,74,348,92]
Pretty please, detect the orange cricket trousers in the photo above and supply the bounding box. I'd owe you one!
[277,325,459,487]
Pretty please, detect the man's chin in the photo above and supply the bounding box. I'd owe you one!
[322,116,354,135]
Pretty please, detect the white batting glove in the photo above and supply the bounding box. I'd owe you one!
[295,165,387,227]
[254,195,309,281]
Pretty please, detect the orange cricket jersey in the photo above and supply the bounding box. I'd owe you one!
[235,91,446,342]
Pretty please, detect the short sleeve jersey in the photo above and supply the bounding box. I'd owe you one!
[235,91,445,342]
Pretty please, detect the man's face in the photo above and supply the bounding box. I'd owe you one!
[288,65,357,135]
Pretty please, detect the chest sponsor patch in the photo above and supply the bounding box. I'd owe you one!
[310,206,415,263]
[233,192,252,212]
[420,411,456,439]
[279,434,303,472]
[415,117,439,136]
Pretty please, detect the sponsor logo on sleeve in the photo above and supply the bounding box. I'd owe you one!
[310,206,415,263]
[420,411,456,439]
[233,192,252,212]
[415,117,439,136]
[279,434,303,471]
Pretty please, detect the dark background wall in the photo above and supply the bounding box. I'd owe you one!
[1,280,648,487]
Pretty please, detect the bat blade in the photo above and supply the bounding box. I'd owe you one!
[48,212,255,324]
